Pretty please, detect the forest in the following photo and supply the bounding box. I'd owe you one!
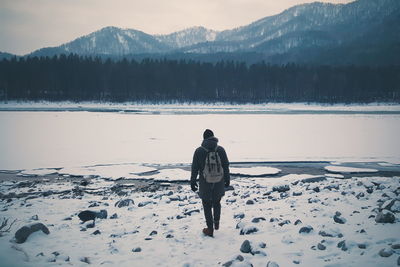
[0,54,399,103]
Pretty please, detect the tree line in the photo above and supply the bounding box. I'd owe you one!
[0,54,399,103]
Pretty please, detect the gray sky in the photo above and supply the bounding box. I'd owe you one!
[0,0,353,55]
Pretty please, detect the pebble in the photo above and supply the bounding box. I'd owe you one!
[266,261,279,267]
[299,225,313,234]
[379,248,394,257]
[132,247,142,252]
[251,217,266,223]
[240,240,251,253]
[375,210,395,223]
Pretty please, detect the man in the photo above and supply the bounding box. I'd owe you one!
[191,129,230,237]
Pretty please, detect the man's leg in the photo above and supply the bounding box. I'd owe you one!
[212,197,221,230]
[202,199,214,229]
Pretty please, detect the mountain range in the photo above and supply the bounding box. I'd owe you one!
[3,0,400,65]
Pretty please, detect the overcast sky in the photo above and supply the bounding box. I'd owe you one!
[0,0,353,55]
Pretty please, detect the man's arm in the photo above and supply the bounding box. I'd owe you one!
[218,147,230,185]
[191,148,199,183]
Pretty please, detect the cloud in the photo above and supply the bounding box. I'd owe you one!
[0,0,353,55]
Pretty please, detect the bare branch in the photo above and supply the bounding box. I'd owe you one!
[0,217,17,236]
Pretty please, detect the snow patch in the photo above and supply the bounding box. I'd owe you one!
[230,167,281,176]
[325,166,378,174]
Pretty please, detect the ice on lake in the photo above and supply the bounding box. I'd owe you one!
[0,105,400,170]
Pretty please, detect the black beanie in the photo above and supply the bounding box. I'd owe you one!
[203,129,214,139]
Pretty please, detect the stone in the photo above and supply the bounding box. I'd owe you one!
[138,201,153,207]
[251,217,266,223]
[317,243,326,250]
[240,240,252,253]
[337,240,348,251]
[358,243,367,249]
[272,184,290,193]
[15,223,50,243]
[80,257,90,264]
[293,192,302,196]
[299,225,313,234]
[115,199,134,208]
[318,229,342,238]
[375,210,395,223]
[110,213,118,219]
[278,220,290,226]
[251,250,267,256]
[184,209,200,216]
[397,256,400,266]
[149,230,157,236]
[132,247,142,252]
[166,234,174,238]
[333,213,347,224]
[92,230,101,235]
[391,244,400,249]
[294,219,302,225]
[313,187,320,193]
[240,226,259,235]
[379,248,394,257]
[259,242,266,248]
[222,260,233,267]
[31,215,39,221]
[246,200,255,205]
[234,213,245,219]
[78,210,107,222]
[301,177,326,183]
[85,221,95,228]
[266,261,279,267]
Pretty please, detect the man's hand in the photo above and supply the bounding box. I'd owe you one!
[225,180,230,187]
[191,182,198,192]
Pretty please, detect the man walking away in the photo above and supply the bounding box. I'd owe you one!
[191,129,230,237]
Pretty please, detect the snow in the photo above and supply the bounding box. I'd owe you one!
[325,166,379,174]
[18,169,59,177]
[59,164,157,180]
[1,175,399,266]
[152,169,191,182]
[230,167,281,176]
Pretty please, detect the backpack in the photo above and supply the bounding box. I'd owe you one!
[201,146,224,183]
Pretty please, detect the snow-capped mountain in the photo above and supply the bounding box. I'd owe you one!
[33,27,171,56]
[155,26,217,48]
[29,0,400,64]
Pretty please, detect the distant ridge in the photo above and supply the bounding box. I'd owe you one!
[6,0,400,65]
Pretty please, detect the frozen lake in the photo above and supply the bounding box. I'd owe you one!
[1,107,400,170]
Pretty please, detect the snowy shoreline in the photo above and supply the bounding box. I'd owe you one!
[0,166,399,267]
[1,101,400,114]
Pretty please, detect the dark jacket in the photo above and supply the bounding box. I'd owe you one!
[191,136,230,200]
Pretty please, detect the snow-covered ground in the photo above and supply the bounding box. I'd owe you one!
[1,110,400,170]
[0,174,399,267]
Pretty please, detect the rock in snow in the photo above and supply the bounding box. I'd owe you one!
[299,225,314,234]
[15,223,50,243]
[240,240,251,253]
[266,261,280,267]
[375,210,396,223]
[78,210,107,222]
[115,199,134,208]
[379,248,394,257]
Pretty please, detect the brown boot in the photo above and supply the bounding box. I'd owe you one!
[202,227,214,237]
[214,221,219,230]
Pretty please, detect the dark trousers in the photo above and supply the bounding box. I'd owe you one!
[202,197,221,229]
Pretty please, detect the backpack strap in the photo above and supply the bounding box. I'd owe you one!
[200,146,209,152]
